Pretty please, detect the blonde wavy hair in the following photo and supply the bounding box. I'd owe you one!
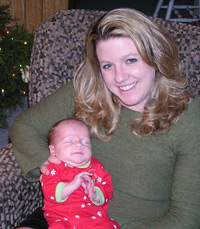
[73,8,192,140]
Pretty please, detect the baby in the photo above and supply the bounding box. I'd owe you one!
[41,118,119,229]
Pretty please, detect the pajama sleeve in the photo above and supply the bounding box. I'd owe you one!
[41,163,66,203]
[91,157,114,206]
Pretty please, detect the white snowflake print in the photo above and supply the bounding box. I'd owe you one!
[81,204,85,208]
[97,211,102,217]
[55,219,61,222]
[64,217,68,221]
[87,203,91,206]
[83,196,87,200]
[102,181,107,185]
[50,196,54,200]
[91,216,96,220]
[64,163,68,167]
[50,169,56,176]
[106,198,108,203]
[113,224,118,228]
[97,177,102,183]
[75,215,80,219]
[45,213,49,216]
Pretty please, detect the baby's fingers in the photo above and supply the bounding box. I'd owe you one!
[79,172,92,181]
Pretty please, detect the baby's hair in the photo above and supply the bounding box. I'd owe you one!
[48,118,89,145]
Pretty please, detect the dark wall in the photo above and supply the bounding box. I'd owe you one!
[79,0,158,16]
[79,0,195,17]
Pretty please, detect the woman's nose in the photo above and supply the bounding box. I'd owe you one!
[114,66,126,83]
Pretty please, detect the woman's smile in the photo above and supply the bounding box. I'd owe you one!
[119,82,138,92]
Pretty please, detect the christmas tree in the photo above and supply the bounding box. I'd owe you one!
[0,4,34,128]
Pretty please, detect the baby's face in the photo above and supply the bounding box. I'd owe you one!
[50,122,92,167]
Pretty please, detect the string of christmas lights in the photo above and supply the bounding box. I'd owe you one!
[0,31,29,97]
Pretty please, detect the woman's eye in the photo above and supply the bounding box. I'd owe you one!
[102,63,112,69]
[126,58,137,64]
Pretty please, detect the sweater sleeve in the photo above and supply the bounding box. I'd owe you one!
[122,97,200,229]
[10,82,75,182]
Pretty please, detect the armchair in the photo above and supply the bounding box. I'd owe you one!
[0,9,200,229]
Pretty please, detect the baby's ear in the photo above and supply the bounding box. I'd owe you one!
[49,145,56,156]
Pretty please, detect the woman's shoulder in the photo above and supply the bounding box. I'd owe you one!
[52,81,74,96]
[167,96,200,154]
[189,95,200,106]
[184,95,200,119]
[172,95,200,134]
[43,81,75,108]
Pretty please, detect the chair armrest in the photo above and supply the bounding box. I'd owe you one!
[0,144,43,228]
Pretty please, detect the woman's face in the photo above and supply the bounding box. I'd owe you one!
[96,37,155,112]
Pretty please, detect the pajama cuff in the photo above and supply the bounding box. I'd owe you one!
[56,182,68,202]
[92,186,105,206]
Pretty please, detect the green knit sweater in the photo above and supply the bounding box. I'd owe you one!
[10,82,200,228]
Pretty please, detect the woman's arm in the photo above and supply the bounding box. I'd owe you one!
[10,82,75,181]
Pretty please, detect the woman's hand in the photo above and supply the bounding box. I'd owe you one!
[40,155,61,175]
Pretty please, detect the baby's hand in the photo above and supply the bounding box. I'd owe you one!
[72,172,91,191]
[86,180,100,203]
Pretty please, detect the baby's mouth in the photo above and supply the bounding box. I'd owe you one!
[73,152,83,155]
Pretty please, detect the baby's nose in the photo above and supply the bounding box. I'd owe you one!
[75,141,82,147]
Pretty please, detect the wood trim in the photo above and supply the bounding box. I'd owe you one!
[0,0,69,32]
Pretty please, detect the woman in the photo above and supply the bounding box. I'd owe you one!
[12,8,200,228]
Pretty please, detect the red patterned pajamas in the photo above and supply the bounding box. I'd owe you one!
[41,157,119,229]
